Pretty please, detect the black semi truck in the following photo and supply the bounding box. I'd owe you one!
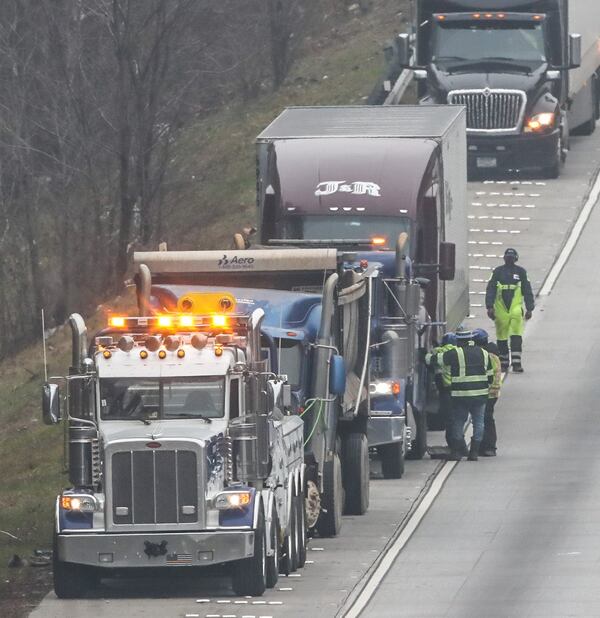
[398,0,600,177]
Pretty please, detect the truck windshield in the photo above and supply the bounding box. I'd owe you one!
[281,215,411,250]
[432,20,547,69]
[100,377,225,422]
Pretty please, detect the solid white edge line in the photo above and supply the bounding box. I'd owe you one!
[344,461,457,618]
[539,171,600,296]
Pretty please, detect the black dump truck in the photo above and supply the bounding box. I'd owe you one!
[398,0,600,177]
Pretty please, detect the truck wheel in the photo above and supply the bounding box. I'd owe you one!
[232,505,267,596]
[316,453,343,537]
[53,534,98,599]
[265,504,280,588]
[342,432,370,516]
[543,132,563,179]
[406,407,427,460]
[279,493,298,575]
[378,441,405,479]
[295,490,307,568]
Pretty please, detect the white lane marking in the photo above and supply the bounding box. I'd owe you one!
[539,170,600,296]
[344,462,457,618]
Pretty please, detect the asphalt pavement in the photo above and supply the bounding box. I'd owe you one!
[363,144,600,616]
[30,130,600,617]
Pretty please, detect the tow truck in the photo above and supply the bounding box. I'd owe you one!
[42,294,306,598]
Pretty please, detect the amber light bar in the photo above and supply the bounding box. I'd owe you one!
[108,314,247,331]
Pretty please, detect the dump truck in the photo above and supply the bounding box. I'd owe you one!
[244,105,469,460]
[398,0,600,177]
[133,247,372,536]
[43,299,306,598]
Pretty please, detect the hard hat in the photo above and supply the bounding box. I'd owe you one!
[455,328,474,341]
[442,332,457,346]
[504,248,519,261]
[472,328,489,345]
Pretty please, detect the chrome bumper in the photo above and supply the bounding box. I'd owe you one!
[57,530,254,568]
[367,416,406,448]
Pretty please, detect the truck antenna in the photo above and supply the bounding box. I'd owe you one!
[41,309,48,382]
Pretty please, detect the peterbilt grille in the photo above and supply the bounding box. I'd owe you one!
[448,89,526,131]
[111,449,198,526]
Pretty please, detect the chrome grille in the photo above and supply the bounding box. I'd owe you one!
[108,444,203,531]
[448,89,526,132]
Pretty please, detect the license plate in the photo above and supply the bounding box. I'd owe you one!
[476,156,497,169]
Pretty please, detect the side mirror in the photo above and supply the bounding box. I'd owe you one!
[569,33,582,69]
[439,242,456,281]
[42,383,61,425]
[413,69,428,81]
[329,355,346,396]
[396,33,410,67]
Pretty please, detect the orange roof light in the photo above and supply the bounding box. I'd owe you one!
[392,382,401,396]
[157,316,173,328]
[179,315,194,328]
[212,315,227,328]
[436,14,446,20]
[485,13,493,18]
[497,13,506,19]
[110,317,126,328]
[473,13,481,18]
[371,236,387,247]
[533,14,542,20]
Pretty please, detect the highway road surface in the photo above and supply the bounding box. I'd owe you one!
[32,129,600,617]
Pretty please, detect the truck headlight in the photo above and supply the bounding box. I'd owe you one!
[369,381,401,396]
[525,112,556,132]
[214,491,252,510]
[60,494,98,513]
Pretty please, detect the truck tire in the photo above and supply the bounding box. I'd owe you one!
[279,493,298,575]
[378,441,405,479]
[265,504,280,588]
[53,534,98,599]
[232,505,267,596]
[543,131,563,179]
[316,454,343,537]
[295,490,307,568]
[406,407,427,460]
[342,432,370,516]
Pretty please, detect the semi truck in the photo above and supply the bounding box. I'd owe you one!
[397,0,600,177]
[241,105,469,460]
[132,247,372,535]
[43,301,307,598]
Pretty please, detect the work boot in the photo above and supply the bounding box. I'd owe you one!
[501,362,509,373]
[511,362,524,373]
[480,448,497,457]
[448,439,463,461]
[468,440,481,461]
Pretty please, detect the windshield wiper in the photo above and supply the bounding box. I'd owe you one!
[166,414,213,423]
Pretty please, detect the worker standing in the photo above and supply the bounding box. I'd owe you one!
[485,248,534,372]
[443,329,493,461]
[425,332,457,448]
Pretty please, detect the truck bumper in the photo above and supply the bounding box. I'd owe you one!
[367,415,406,448]
[56,530,254,568]
[468,129,559,172]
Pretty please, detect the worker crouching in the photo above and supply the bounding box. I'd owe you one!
[443,329,493,462]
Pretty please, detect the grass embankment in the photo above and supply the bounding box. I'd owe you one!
[0,1,407,613]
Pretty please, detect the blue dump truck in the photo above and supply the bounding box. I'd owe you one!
[236,105,469,465]
[133,248,373,536]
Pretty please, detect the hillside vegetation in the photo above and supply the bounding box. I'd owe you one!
[0,1,408,615]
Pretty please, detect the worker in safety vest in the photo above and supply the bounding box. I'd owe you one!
[485,248,534,373]
[473,328,502,457]
[443,329,493,462]
[425,332,457,448]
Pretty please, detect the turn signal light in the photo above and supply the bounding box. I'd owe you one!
[102,350,112,359]
[214,491,252,510]
[525,112,555,132]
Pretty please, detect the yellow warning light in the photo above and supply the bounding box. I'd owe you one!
[177,349,186,359]
[110,317,126,328]
[158,349,167,359]
[140,350,148,359]
[103,350,112,359]
[212,315,227,328]
[179,315,195,328]
[371,236,387,247]
[157,316,173,328]
[215,346,223,357]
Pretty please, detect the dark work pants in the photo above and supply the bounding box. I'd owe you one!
[481,397,498,451]
[497,336,522,367]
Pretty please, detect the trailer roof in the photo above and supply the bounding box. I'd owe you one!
[257,105,466,141]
